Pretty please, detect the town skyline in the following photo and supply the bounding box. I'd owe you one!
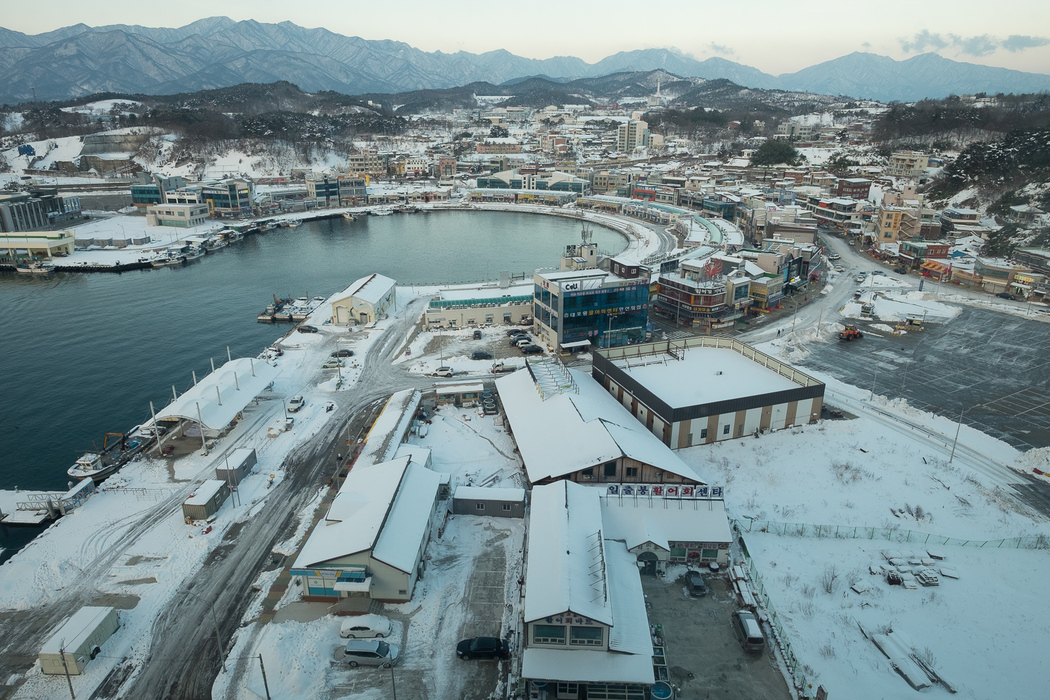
[3,0,1049,77]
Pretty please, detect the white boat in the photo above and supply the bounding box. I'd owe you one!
[182,245,206,261]
[287,219,302,229]
[67,453,121,482]
[151,252,185,267]
[15,261,54,274]
[67,434,146,482]
[342,212,355,221]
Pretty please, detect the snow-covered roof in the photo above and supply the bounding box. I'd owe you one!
[454,486,525,502]
[337,273,396,306]
[601,496,732,551]
[522,482,654,684]
[184,480,226,506]
[40,607,116,655]
[524,482,611,625]
[611,347,803,408]
[295,447,436,572]
[496,365,701,484]
[372,462,441,573]
[355,390,422,468]
[156,358,279,431]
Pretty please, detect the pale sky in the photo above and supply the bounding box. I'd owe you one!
[5,0,1050,76]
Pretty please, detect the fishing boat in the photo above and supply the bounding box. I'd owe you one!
[182,244,206,261]
[67,432,145,483]
[151,251,186,267]
[14,261,54,274]
[342,212,355,221]
[287,219,302,229]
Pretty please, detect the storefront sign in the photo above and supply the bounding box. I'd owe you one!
[606,484,725,499]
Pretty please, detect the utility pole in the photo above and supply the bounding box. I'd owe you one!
[258,655,272,700]
[60,641,75,699]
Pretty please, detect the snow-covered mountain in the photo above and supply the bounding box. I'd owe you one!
[2,18,1049,104]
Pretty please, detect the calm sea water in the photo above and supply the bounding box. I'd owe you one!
[0,211,624,559]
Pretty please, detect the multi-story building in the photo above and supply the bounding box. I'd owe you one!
[201,179,255,217]
[476,138,521,154]
[0,191,82,233]
[886,151,929,180]
[877,206,907,243]
[346,151,387,178]
[940,208,982,235]
[436,155,457,181]
[654,258,751,329]
[130,173,188,209]
[836,177,872,200]
[616,120,649,152]
[146,203,209,228]
[306,175,368,206]
[533,268,649,351]
[810,197,863,229]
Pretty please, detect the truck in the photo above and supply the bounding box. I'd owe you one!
[490,361,516,374]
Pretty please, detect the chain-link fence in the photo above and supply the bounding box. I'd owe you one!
[735,518,1050,550]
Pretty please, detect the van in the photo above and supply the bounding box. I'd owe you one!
[731,610,765,654]
[287,395,304,413]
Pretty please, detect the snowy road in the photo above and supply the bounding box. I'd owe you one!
[93,300,434,700]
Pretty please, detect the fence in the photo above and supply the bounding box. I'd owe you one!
[734,518,1050,550]
[737,534,813,697]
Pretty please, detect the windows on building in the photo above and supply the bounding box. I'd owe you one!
[723,425,730,435]
[700,428,708,439]
[533,625,566,645]
[569,626,603,646]
[475,502,485,511]
[604,462,617,478]
[626,467,638,478]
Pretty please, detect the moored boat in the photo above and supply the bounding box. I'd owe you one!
[151,252,186,267]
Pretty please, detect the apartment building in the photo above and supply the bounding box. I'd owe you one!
[886,151,929,180]
[616,120,650,152]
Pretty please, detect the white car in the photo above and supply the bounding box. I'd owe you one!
[287,395,304,412]
[340,613,393,639]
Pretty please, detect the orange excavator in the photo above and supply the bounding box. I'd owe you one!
[839,324,864,341]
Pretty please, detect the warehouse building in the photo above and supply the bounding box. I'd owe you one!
[591,337,825,448]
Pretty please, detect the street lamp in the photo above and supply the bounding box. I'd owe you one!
[790,297,800,333]
[948,403,981,464]
[185,588,228,673]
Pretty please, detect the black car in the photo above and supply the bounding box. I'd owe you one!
[520,344,543,355]
[456,637,510,660]
[893,267,908,274]
[471,351,493,360]
[331,349,355,357]
[297,325,319,333]
[507,329,527,337]
[996,292,1014,300]
[684,570,708,596]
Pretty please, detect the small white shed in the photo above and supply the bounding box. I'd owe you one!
[39,606,120,675]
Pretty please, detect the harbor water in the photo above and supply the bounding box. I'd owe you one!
[0,210,625,561]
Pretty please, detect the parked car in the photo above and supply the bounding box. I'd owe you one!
[996,292,1014,300]
[287,395,305,413]
[855,275,866,283]
[828,253,841,260]
[520,344,543,355]
[322,359,343,369]
[430,366,454,378]
[297,324,319,333]
[730,610,765,654]
[513,336,533,348]
[507,329,527,337]
[473,329,483,339]
[456,637,510,660]
[343,639,400,667]
[871,270,885,276]
[684,570,708,597]
[894,267,909,274]
[339,614,392,639]
[331,349,354,357]
[471,351,493,360]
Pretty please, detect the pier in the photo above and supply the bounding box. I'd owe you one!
[0,480,95,526]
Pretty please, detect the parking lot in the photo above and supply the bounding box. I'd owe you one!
[641,572,791,700]
[802,305,1050,451]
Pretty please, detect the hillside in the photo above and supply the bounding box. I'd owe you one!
[2,18,1050,103]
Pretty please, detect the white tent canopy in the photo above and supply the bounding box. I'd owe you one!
[156,358,279,431]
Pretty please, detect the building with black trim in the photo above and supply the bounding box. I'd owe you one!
[591,337,825,449]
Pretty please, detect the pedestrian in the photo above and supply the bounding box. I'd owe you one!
[777,329,781,337]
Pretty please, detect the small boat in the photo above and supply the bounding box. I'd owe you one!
[151,252,186,267]
[287,219,302,229]
[15,261,54,274]
[203,237,228,251]
[262,222,277,231]
[182,245,206,261]
[67,433,145,483]
[342,212,355,221]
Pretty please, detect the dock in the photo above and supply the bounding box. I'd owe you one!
[0,479,96,526]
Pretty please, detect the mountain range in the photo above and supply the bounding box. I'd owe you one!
[2,17,1049,105]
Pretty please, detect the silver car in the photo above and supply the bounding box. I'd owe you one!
[344,639,400,667]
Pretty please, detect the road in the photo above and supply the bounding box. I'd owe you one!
[108,297,436,699]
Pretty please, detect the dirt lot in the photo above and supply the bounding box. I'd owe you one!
[642,571,791,700]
